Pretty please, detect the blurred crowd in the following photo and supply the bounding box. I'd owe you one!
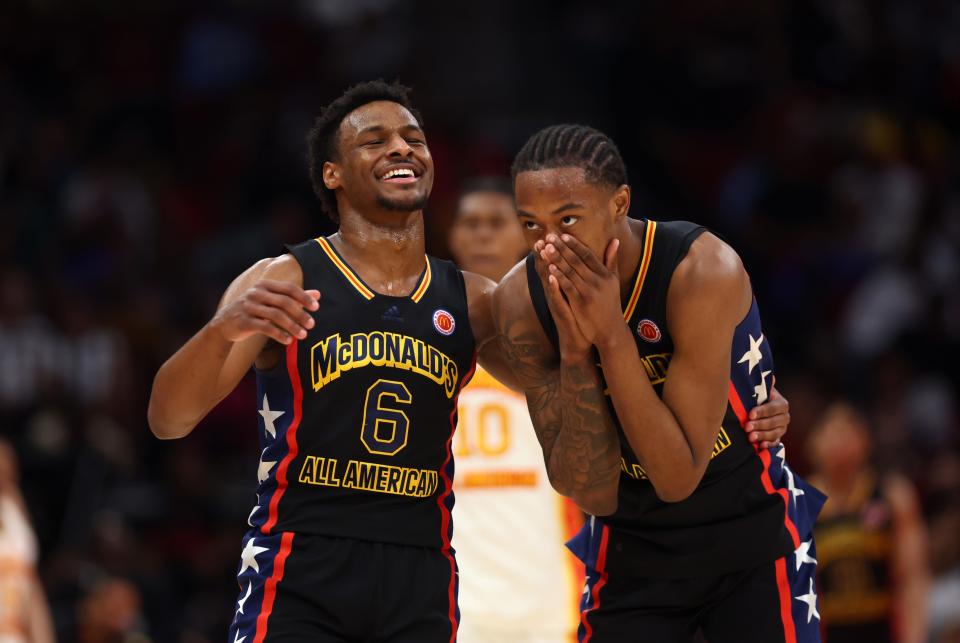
[1,1,958,641]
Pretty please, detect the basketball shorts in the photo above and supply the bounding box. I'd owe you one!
[577,534,822,643]
[228,531,459,643]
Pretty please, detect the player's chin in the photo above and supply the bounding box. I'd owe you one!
[376,189,429,213]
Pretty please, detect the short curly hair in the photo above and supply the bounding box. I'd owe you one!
[306,80,424,223]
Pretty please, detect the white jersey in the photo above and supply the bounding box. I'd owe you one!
[0,496,38,643]
[453,367,583,643]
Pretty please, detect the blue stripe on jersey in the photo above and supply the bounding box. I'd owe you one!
[247,368,295,531]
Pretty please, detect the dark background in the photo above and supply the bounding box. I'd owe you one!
[1,1,957,641]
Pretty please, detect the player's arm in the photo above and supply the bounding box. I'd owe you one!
[886,474,929,643]
[463,270,521,392]
[147,255,319,439]
[491,264,621,515]
[542,232,750,502]
[603,234,750,501]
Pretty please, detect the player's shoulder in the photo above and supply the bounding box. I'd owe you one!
[672,230,748,298]
[491,258,531,318]
[245,253,304,286]
[220,254,303,309]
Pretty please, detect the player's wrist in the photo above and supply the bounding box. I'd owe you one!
[205,316,238,347]
[594,323,632,356]
[559,345,592,365]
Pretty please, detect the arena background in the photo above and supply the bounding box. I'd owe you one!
[1,1,958,641]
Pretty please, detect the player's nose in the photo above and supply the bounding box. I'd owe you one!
[385,132,414,157]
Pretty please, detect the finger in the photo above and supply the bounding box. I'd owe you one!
[745,416,787,435]
[559,234,607,274]
[257,291,317,331]
[603,238,620,273]
[542,242,587,288]
[261,280,321,311]
[546,274,581,329]
[750,428,785,444]
[248,302,309,339]
[546,235,596,282]
[251,318,293,345]
[760,440,781,450]
[548,263,582,302]
[749,394,788,420]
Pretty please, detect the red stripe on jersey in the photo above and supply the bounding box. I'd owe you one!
[580,524,610,643]
[774,556,798,643]
[262,341,303,535]
[437,354,477,643]
[253,532,295,643]
[728,381,801,548]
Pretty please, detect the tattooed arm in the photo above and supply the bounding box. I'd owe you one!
[490,261,621,515]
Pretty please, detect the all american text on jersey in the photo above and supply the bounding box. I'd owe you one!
[298,455,439,498]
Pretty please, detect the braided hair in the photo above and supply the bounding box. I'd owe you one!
[510,124,627,189]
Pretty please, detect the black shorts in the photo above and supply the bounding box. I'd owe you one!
[577,522,822,643]
[229,531,458,643]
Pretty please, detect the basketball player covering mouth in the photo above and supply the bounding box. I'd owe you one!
[147,81,794,642]
[493,124,827,642]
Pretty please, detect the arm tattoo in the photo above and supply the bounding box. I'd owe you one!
[498,322,621,500]
[552,357,622,495]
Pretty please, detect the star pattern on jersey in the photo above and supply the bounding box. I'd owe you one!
[238,537,269,575]
[235,581,252,615]
[233,629,246,643]
[738,333,765,374]
[795,539,817,571]
[247,494,260,527]
[795,578,820,623]
[753,370,772,404]
[784,462,805,501]
[258,394,284,440]
[776,444,786,462]
[257,449,276,484]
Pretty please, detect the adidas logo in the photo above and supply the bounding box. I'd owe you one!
[381,305,404,323]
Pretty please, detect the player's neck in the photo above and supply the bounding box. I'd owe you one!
[614,218,645,304]
[332,209,427,292]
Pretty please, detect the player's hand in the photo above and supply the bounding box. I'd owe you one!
[747,385,789,449]
[211,280,320,345]
[540,234,623,348]
[532,240,592,362]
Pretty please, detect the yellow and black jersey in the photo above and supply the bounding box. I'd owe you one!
[245,237,476,549]
[527,220,826,579]
[815,472,894,642]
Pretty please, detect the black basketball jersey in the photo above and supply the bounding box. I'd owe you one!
[528,220,809,578]
[246,237,476,549]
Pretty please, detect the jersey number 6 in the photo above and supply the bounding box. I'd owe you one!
[360,379,412,456]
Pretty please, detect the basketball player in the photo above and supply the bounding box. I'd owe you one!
[148,81,515,642]
[449,176,795,643]
[808,403,928,643]
[493,124,826,642]
[0,440,55,643]
[448,177,584,642]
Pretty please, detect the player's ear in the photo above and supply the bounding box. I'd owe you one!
[611,184,631,221]
[323,161,341,191]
